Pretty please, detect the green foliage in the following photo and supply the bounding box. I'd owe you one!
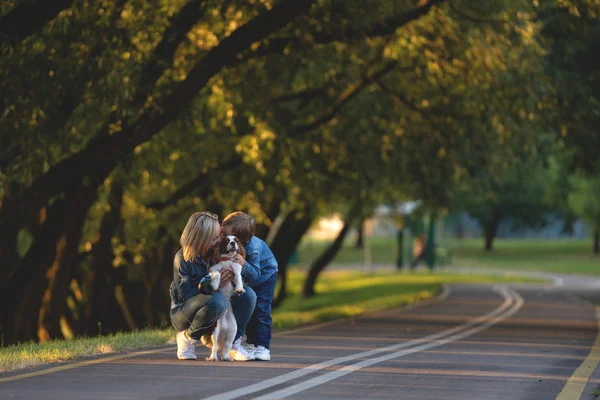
[541,0,600,174]
[1,0,592,343]
[568,173,600,235]
[452,159,553,231]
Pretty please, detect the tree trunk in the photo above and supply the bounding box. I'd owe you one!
[303,221,352,298]
[140,227,173,328]
[594,227,599,256]
[150,236,177,328]
[84,179,129,335]
[38,183,101,341]
[483,212,502,252]
[454,213,464,239]
[0,0,75,46]
[270,209,314,308]
[355,219,364,249]
[303,204,360,298]
[0,196,75,343]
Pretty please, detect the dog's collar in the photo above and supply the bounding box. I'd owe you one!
[218,257,232,262]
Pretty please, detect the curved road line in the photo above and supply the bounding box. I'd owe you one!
[202,285,524,400]
[556,307,600,400]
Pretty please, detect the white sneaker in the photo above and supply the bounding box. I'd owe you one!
[253,345,271,361]
[229,337,255,361]
[176,331,198,360]
[242,342,256,356]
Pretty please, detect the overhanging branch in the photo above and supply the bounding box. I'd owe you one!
[288,60,398,137]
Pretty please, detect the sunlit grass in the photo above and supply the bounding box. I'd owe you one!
[0,329,172,373]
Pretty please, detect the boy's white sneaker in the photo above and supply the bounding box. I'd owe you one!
[242,342,256,356]
[229,337,255,361]
[253,345,271,361]
[176,331,198,360]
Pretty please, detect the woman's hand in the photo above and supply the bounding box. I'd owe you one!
[219,269,233,288]
[232,254,245,267]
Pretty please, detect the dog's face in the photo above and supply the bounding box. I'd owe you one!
[221,235,239,256]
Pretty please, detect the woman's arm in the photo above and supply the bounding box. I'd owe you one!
[177,260,217,301]
[177,262,201,302]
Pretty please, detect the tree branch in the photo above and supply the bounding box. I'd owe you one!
[288,60,398,137]
[3,0,316,229]
[0,0,75,47]
[145,157,243,210]
[448,1,506,26]
[245,0,446,60]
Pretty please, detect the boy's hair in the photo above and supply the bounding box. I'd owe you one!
[222,211,255,243]
[180,211,220,262]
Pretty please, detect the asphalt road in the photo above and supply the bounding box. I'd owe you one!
[2,279,600,400]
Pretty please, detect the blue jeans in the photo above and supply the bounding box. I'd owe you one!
[170,286,256,341]
[245,272,277,349]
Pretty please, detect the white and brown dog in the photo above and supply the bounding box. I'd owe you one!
[206,235,245,361]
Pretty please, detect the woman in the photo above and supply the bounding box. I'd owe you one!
[169,211,256,360]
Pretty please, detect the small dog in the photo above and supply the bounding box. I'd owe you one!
[206,235,245,361]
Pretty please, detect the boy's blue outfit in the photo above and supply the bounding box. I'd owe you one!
[240,236,278,349]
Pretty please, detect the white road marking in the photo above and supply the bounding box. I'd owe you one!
[553,277,565,287]
[255,286,523,399]
[201,286,522,400]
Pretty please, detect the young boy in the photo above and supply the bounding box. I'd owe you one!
[222,211,278,361]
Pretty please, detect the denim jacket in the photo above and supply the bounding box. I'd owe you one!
[169,249,214,309]
[241,236,278,287]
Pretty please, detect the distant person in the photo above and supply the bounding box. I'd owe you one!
[411,234,427,270]
[169,211,256,361]
[222,211,278,361]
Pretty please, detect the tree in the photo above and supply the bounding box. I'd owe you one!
[453,161,553,251]
[0,0,316,343]
[568,173,600,255]
[0,0,553,342]
[540,0,600,254]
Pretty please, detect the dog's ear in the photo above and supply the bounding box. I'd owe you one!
[219,238,229,252]
[235,237,246,259]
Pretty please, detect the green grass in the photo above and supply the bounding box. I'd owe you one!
[452,238,600,275]
[299,236,398,265]
[0,329,172,373]
[298,236,600,275]
[0,267,533,373]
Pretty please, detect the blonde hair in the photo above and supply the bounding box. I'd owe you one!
[222,211,255,243]
[180,211,220,262]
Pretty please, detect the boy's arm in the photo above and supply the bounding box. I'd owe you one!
[241,250,260,285]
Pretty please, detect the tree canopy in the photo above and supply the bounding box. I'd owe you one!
[0,0,597,343]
